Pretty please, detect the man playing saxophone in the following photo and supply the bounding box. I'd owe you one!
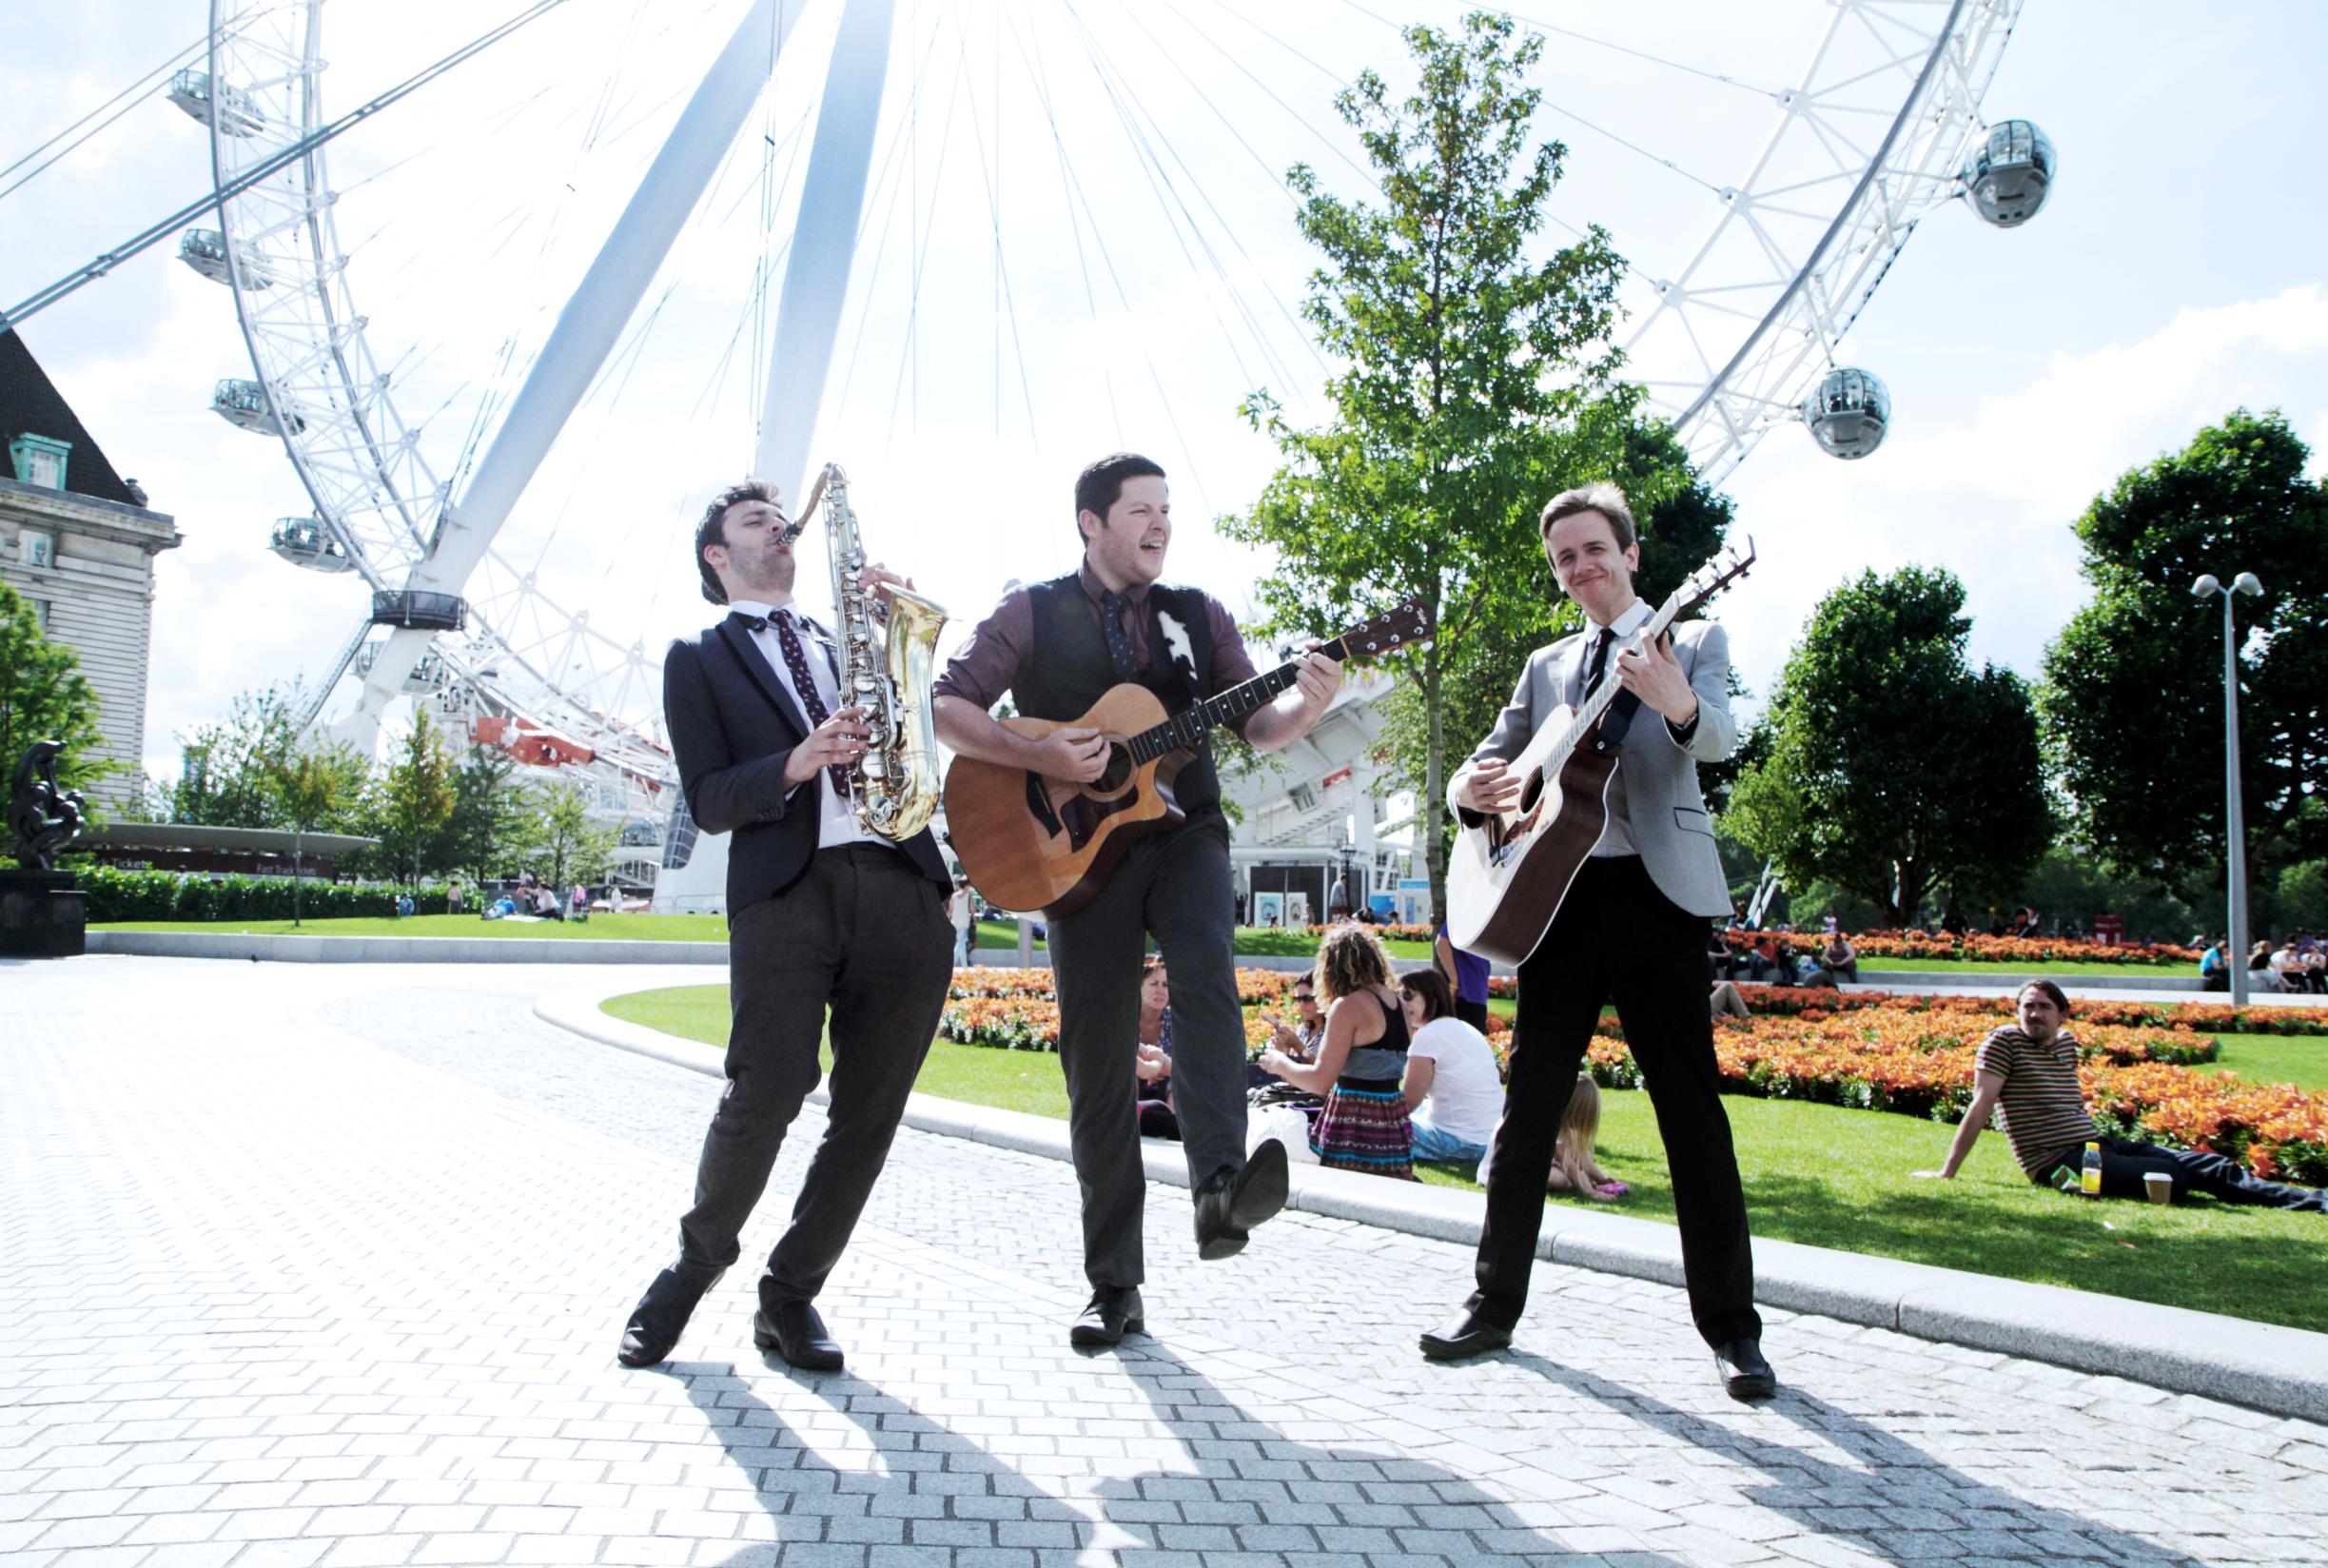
[616,477,955,1372]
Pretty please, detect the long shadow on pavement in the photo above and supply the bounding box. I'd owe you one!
[1505,1349,2206,1568]
[671,1343,1697,1564]
[1103,1338,1696,1564]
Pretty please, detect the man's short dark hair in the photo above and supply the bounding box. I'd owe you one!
[694,479,782,605]
[1540,481,1638,551]
[1073,453,1165,544]
[2017,978,2070,1014]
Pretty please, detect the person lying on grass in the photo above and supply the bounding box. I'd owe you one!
[1912,978,2327,1210]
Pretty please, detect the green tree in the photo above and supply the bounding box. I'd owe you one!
[268,742,370,925]
[371,709,455,885]
[167,683,303,827]
[1727,567,2054,926]
[0,581,111,798]
[2042,409,2328,893]
[432,746,525,882]
[518,779,618,892]
[1219,13,1632,921]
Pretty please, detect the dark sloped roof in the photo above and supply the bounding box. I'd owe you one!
[0,327,143,507]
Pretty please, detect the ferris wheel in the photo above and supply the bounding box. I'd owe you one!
[167,0,2052,857]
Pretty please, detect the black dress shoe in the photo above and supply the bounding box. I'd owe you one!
[616,1266,720,1368]
[1714,1338,1777,1401]
[1068,1285,1145,1348]
[1194,1139,1290,1261]
[753,1300,845,1371]
[1418,1303,1514,1362]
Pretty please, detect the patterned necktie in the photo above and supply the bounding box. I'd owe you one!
[772,609,850,798]
[1581,627,1613,700]
[1098,591,1142,680]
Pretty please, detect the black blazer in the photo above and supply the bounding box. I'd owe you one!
[664,616,950,919]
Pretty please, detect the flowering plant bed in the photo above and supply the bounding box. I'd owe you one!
[935,970,2327,1182]
[1724,928,2200,968]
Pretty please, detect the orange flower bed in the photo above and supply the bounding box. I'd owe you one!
[1724,929,2201,968]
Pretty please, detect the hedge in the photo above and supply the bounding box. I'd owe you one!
[75,866,455,923]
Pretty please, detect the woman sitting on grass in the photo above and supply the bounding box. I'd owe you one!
[1256,922,1414,1181]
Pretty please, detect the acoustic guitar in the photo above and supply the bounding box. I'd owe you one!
[946,598,1434,918]
[1444,541,1756,966]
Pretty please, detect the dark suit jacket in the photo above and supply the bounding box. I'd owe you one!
[664,616,949,919]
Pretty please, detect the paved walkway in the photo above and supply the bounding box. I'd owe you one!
[5,955,2324,1568]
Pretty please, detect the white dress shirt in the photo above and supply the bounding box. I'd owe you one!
[730,598,875,852]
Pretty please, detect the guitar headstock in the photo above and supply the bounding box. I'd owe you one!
[1657,537,1757,625]
[1335,597,1436,661]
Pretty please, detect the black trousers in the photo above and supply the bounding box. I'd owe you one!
[1454,998,1491,1033]
[1474,854,1761,1347]
[675,845,954,1307]
[1047,817,1250,1288]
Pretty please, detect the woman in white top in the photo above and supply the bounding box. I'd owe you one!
[1396,969,1507,1165]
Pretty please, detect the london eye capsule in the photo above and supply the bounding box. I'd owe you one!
[211,378,304,437]
[166,69,264,137]
[179,228,272,290]
[1961,119,2056,228]
[1802,367,1890,460]
[268,517,354,573]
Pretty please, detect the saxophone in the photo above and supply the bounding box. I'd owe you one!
[791,463,949,841]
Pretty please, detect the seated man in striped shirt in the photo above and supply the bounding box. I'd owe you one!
[1913,979,2326,1209]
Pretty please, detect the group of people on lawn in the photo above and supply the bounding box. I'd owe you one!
[2201,931,2328,993]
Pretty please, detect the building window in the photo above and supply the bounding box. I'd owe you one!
[20,530,55,569]
[9,433,72,489]
[29,598,51,630]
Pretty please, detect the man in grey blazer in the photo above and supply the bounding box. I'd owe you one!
[1420,481,1774,1401]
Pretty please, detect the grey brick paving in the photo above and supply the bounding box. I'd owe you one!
[4,956,2325,1568]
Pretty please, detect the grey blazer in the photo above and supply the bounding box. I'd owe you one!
[1447,617,1737,919]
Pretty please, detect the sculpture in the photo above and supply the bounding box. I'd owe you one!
[9,739,88,872]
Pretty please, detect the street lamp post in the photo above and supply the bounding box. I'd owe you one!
[2192,571,2263,1006]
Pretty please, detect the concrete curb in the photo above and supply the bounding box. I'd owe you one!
[536,976,2328,1422]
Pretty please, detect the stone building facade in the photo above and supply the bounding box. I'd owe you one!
[1,329,183,808]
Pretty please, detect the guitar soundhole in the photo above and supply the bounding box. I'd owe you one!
[1093,743,1134,794]
[1517,767,1545,814]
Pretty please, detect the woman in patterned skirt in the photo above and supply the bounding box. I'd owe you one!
[1255,922,1415,1180]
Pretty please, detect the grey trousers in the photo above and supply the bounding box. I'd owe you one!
[675,844,954,1307]
[1048,817,1249,1287]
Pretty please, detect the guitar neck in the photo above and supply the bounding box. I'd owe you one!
[1125,632,1353,764]
[1549,595,1691,757]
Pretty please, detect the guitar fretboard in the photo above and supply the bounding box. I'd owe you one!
[1125,634,1353,764]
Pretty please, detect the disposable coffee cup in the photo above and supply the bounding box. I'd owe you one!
[2143,1171,2173,1205]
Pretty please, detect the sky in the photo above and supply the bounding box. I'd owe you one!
[3,0,2325,789]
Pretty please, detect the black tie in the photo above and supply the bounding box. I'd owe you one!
[1099,591,1142,680]
[1582,628,1613,699]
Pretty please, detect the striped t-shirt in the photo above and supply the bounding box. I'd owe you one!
[1973,1026,2097,1179]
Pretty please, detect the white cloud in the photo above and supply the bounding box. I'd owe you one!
[1721,285,2328,709]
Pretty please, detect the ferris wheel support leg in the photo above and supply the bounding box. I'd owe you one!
[755,0,896,504]
[343,0,816,736]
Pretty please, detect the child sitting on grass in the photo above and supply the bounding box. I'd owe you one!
[1479,1072,1628,1199]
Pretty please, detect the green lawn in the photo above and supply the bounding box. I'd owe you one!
[96,912,731,940]
[600,983,2328,1334]
[2205,1031,2328,1091]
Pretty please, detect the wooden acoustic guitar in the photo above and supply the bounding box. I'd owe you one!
[1444,541,1756,967]
[946,598,1435,918]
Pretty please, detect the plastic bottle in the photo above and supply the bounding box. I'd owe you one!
[2080,1140,2103,1197]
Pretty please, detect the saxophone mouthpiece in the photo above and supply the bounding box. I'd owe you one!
[775,517,808,546]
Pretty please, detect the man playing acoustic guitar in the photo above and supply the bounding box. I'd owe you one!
[933,453,1341,1348]
[1422,481,1775,1401]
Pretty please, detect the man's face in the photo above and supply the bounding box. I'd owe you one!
[1082,475,1171,588]
[2016,987,2064,1039]
[704,499,795,601]
[1544,509,1639,622]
